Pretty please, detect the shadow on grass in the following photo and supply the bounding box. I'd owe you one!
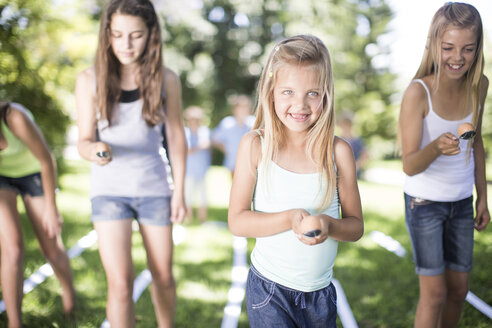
[335,244,418,328]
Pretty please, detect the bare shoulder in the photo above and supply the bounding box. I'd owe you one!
[239,129,262,164]
[4,104,37,137]
[76,67,96,94]
[241,130,262,149]
[402,80,427,104]
[333,136,354,160]
[77,67,95,84]
[163,67,180,87]
[7,104,30,124]
[401,80,428,117]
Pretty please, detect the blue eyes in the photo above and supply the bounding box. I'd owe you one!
[281,90,319,96]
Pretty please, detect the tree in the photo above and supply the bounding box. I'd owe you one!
[159,0,397,157]
[0,0,71,168]
[159,0,284,126]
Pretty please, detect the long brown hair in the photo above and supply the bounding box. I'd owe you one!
[95,0,164,126]
[254,35,336,211]
[414,2,484,130]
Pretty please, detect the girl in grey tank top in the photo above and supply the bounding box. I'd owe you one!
[75,0,187,326]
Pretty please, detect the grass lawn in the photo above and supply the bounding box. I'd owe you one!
[0,161,491,327]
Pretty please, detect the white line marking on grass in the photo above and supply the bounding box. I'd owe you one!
[201,220,248,328]
[132,269,153,302]
[466,291,492,319]
[370,230,492,319]
[0,229,98,314]
[332,278,358,328]
[100,224,186,327]
[67,230,98,258]
[221,236,248,328]
[369,230,407,257]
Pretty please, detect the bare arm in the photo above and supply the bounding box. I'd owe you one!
[330,138,364,241]
[473,76,490,231]
[163,68,187,223]
[75,68,111,165]
[7,105,61,237]
[228,131,306,237]
[400,82,460,176]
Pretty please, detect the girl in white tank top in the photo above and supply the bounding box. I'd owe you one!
[399,3,489,327]
[228,35,363,327]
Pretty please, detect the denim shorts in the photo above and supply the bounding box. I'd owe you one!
[91,196,172,226]
[404,193,474,276]
[246,265,337,328]
[0,172,43,197]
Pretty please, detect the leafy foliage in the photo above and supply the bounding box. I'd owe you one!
[0,1,71,169]
[159,0,397,144]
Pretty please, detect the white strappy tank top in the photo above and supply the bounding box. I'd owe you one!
[403,79,475,202]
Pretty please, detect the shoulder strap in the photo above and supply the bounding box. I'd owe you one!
[254,129,263,144]
[413,79,433,112]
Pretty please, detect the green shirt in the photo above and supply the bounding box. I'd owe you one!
[0,105,41,177]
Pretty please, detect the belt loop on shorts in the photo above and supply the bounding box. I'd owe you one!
[294,292,306,309]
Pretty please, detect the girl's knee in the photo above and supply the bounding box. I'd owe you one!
[108,275,134,300]
[422,287,447,306]
[447,285,468,302]
[150,269,174,288]
[1,243,24,266]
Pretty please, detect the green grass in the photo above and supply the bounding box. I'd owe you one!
[1,161,491,327]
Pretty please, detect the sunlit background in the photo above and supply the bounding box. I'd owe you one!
[1,1,492,327]
[2,0,491,163]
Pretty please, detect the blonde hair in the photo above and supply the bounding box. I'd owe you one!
[415,2,484,131]
[254,34,336,211]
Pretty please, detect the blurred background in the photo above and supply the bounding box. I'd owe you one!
[1,0,491,168]
[1,0,492,327]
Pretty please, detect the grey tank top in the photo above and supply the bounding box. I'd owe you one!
[90,91,172,198]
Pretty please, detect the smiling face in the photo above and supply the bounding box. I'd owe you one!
[273,63,323,136]
[110,13,149,67]
[440,26,477,80]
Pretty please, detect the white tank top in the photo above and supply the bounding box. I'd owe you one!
[251,136,339,292]
[403,79,475,202]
